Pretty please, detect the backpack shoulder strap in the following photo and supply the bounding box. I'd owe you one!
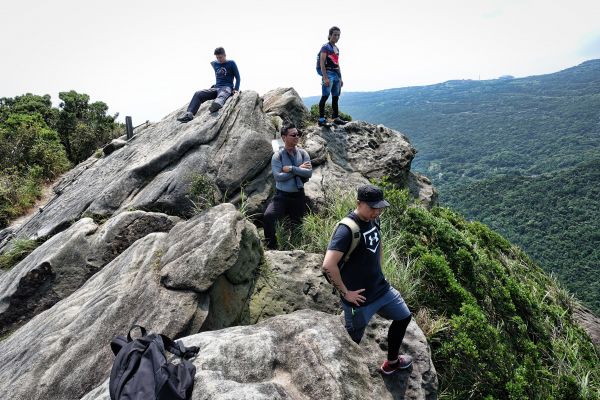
[332,216,360,263]
[160,334,200,360]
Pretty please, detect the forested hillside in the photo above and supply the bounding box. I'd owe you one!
[445,159,600,312]
[305,59,600,314]
[0,92,121,229]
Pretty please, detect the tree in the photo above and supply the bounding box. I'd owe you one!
[56,90,120,163]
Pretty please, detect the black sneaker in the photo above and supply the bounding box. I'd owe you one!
[333,117,348,125]
[209,101,222,112]
[318,118,331,127]
[177,112,194,123]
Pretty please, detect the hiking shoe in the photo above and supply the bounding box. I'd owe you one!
[318,118,331,127]
[177,112,194,123]
[379,355,413,375]
[333,117,348,125]
[209,101,222,113]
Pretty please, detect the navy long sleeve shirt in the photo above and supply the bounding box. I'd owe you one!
[211,60,240,91]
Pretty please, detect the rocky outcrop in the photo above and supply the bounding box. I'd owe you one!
[83,310,436,400]
[0,211,178,336]
[0,88,438,400]
[0,204,262,400]
[2,91,275,244]
[250,250,340,323]
[263,87,310,128]
[300,121,437,210]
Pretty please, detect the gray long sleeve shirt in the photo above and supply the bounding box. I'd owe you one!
[271,147,312,192]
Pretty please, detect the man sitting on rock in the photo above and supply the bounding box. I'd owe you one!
[263,123,312,250]
[322,185,413,374]
[177,47,240,123]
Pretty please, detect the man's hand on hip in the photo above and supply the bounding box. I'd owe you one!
[344,289,366,306]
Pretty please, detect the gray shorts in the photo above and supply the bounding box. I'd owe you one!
[341,286,410,343]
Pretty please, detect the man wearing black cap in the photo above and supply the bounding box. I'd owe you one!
[322,184,413,375]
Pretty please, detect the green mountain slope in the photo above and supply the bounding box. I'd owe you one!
[305,59,600,314]
[445,159,600,313]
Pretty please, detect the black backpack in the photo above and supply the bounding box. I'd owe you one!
[109,325,199,400]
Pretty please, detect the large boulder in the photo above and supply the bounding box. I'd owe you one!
[0,211,178,336]
[300,120,437,210]
[263,87,310,128]
[248,251,438,398]
[83,310,436,400]
[0,204,262,400]
[250,250,340,322]
[2,91,275,245]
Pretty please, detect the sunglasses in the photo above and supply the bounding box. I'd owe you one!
[287,133,302,138]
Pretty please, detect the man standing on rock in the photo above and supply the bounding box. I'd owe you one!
[263,123,312,250]
[322,185,413,374]
[177,47,240,122]
[316,26,348,127]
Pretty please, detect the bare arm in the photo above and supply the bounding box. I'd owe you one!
[322,250,366,306]
[319,52,329,86]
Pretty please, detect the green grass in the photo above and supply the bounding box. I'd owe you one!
[0,238,41,270]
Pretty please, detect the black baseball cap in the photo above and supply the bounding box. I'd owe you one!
[357,185,390,208]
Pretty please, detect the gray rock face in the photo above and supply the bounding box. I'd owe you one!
[263,87,310,128]
[0,211,178,336]
[299,120,437,210]
[574,305,600,348]
[0,218,98,336]
[83,310,436,400]
[0,204,262,400]
[3,91,274,244]
[250,250,341,323]
[408,171,438,208]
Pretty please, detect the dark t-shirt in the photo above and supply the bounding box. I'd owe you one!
[327,212,390,306]
[320,43,340,71]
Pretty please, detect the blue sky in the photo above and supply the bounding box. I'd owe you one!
[1,0,599,122]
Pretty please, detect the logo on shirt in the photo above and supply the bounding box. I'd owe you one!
[363,227,380,253]
[217,67,227,76]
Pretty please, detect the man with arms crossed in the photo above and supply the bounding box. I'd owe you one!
[263,123,312,250]
[322,185,413,374]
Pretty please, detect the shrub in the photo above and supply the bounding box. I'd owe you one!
[188,174,218,214]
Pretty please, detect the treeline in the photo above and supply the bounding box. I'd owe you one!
[0,91,122,228]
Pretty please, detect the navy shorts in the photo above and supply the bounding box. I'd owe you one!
[341,286,410,343]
